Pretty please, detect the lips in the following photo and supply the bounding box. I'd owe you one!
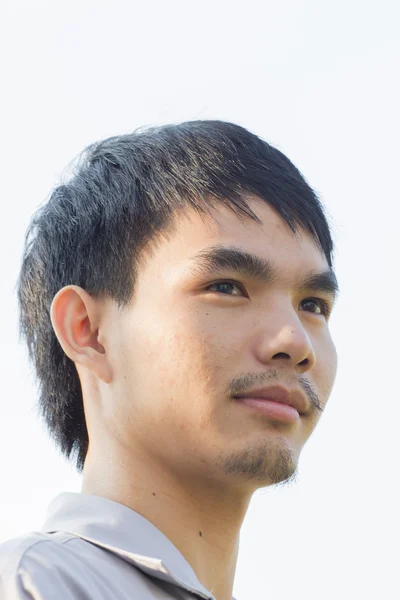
[233,385,308,415]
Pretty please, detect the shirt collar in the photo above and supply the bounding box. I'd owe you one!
[41,492,215,599]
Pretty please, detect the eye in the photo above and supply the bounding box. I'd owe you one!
[206,280,246,296]
[300,297,330,317]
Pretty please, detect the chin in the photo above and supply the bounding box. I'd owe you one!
[214,436,299,488]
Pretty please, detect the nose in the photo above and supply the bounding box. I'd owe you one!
[255,303,316,374]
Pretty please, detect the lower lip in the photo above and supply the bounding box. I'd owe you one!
[236,397,300,423]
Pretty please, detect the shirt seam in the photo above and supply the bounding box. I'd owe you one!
[6,533,78,579]
[60,533,215,600]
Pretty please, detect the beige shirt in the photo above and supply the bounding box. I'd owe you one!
[0,492,238,599]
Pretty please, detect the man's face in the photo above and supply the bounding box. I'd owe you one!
[99,197,337,490]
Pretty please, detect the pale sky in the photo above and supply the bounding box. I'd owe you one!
[2,1,399,598]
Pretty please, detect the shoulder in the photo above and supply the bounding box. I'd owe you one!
[0,531,86,599]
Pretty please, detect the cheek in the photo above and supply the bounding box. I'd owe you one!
[150,314,239,422]
[156,323,228,396]
[116,299,244,427]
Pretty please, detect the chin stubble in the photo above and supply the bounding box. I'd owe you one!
[215,437,299,488]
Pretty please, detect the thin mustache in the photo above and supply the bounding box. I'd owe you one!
[229,371,323,413]
[300,378,323,413]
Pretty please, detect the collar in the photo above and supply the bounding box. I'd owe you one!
[41,492,214,599]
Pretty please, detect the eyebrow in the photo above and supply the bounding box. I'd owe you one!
[187,244,339,299]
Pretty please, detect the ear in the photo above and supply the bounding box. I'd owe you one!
[50,285,112,384]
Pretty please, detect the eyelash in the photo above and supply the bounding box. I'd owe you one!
[206,280,331,317]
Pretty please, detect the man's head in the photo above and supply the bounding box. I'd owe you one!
[18,121,337,490]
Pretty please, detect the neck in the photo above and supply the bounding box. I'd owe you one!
[81,441,252,600]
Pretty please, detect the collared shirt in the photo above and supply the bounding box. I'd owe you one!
[0,492,238,599]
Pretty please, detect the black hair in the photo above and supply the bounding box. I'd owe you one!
[17,120,334,472]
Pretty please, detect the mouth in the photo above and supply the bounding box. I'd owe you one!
[233,385,308,423]
[234,396,300,423]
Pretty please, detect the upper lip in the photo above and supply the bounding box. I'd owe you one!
[233,385,309,415]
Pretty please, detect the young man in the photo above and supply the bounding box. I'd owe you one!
[0,121,338,600]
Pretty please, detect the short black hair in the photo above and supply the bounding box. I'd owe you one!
[17,120,334,473]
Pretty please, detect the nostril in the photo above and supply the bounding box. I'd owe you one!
[298,358,309,367]
[272,352,291,360]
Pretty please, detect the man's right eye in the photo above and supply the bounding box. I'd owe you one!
[206,280,246,296]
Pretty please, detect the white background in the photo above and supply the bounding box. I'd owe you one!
[2,1,400,598]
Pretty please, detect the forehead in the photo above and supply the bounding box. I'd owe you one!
[145,198,329,280]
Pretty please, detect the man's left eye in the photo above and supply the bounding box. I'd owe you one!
[300,298,330,316]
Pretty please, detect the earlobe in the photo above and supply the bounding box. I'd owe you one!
[50,285,112,384]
